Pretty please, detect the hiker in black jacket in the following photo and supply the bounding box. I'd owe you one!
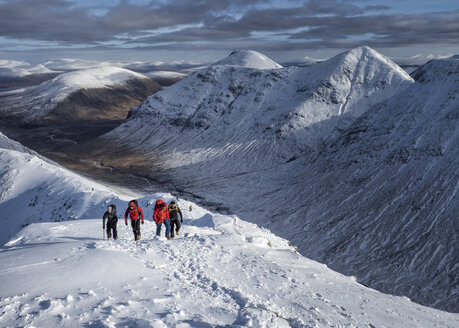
[103,205,118,240]
[168,201,183,238]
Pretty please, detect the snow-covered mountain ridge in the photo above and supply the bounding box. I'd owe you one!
[104,47,458,312]
[1,66,159,125]
[107,46,412,170]
[0,133,458,327]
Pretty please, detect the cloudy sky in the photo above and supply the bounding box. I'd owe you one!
[0,0,458,65]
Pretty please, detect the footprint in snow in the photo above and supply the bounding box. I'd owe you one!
[38,299,51,310]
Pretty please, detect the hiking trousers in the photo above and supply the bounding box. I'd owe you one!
[170,219,181,238]
[131,219,141,240]
[107,221,118,240]
[156,219,171,237]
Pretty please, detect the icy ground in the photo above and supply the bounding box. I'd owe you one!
[1,201,458,328]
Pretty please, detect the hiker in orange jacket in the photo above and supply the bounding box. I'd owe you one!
[125,200,144,241]
[153,200,171,239]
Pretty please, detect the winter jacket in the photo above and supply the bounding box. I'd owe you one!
[168,203,183,222]
[153,200,169,223]
[103,211,118,228]
[125,205,144,224]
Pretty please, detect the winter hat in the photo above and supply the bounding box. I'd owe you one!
[107,206,112,210]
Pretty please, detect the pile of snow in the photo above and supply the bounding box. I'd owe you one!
[0,135,457,327]
[0,60,58,77]
[213,50,283,69]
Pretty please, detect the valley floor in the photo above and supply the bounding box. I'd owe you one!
[0,202,457,328]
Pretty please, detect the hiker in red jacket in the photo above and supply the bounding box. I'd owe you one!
[125,200,144,241]
[153,200,171,239]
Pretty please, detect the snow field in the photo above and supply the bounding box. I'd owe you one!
[1,204,458,327]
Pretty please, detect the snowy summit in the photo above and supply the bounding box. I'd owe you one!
[213,50,283,69]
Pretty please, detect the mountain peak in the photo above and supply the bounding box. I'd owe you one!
[213,50,283,69]
[323,45,413,82]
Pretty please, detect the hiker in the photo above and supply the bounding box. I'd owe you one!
[153,200,170,239]
[103,204,118,240]
[189,205,193,212]
[168,200,183,238]
[125,200,144,241]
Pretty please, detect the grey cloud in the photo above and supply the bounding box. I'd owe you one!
[0,0,457,56]
[0,0,265,42]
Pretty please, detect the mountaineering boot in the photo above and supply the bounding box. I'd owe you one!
[167,236,171,240]
[177,231,179,235]
[107,237,111,240]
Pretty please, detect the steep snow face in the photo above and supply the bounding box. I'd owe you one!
[269,56,459,312]
[0,138,458,327]
[213,50,283,69]
[107,47,412,173]
[1,66,154,124]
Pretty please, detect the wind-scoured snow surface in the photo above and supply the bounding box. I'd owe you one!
[2,66,151,123]
[1,135,458,327]
[105,47,459,311]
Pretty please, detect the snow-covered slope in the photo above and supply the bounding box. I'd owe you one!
[263,55,459,312]
[0,131,36,154]
[0,133,137,245]
[104,48,458,311]
[107,46,412,171]
[1,66,159,125]
[213,50,283,69]
[0,135,458,327]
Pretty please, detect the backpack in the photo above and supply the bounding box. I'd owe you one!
[110,204,117,215]
[128,200,141,219]
[158,207,168,221]
[168,203,179,220]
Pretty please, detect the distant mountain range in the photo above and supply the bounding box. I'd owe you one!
[0,66,160,126]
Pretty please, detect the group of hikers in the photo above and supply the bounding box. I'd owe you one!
[102,199,186,241]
